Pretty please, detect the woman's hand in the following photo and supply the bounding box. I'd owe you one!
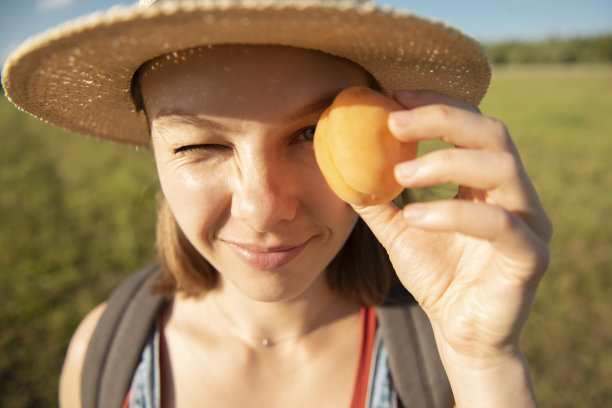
[352,90,552,407]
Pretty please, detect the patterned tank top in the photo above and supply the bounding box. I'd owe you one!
[125,306,399,408]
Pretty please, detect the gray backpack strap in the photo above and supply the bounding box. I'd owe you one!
[377,285,454,408]
[82,264,166,408]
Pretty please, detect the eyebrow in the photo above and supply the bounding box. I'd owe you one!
[281,92,339,122]
[153,111,233,133]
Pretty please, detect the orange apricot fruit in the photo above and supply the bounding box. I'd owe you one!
[314,86,418,206]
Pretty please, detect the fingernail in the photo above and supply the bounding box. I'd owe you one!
[403,204,428,222]
[395,160,419,181]
[388,110,413,129]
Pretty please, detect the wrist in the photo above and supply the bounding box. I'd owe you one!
[441,346,538,408]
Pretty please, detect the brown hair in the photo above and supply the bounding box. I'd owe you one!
[153,191,404,305]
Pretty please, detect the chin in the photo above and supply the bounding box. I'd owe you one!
[222,266,328,304]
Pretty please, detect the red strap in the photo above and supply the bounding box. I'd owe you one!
[350,306,378,408]
[122,390,130,408]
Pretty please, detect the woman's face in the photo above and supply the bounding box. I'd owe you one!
[141,45,370,302]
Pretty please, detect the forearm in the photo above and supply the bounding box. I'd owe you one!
[442,347,538,408]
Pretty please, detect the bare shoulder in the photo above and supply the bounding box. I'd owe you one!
[59,302,107,408]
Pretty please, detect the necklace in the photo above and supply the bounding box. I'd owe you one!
[207,296,320,348]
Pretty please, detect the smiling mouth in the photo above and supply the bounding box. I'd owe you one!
[223,239,311,270]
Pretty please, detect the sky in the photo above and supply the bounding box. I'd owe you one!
[1,0,611,67]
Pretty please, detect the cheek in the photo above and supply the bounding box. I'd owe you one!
[300,157,358,231]
[156,155,230,244]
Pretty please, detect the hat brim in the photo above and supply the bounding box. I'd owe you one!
[2,1,491,147]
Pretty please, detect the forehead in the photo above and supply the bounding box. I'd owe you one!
[138,45,372,122]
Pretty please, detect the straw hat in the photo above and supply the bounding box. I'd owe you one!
[2,0,491,147]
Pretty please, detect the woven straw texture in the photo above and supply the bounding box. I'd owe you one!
[2,0,491,146]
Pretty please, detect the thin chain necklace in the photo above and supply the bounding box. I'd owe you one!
[207,296,321,348]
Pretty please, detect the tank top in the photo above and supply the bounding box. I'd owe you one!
[124,306,399,408]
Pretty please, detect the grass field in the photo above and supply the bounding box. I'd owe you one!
[1,64,611,406]
[482,65,612,406]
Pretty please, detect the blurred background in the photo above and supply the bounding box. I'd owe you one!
[1,1,611,406]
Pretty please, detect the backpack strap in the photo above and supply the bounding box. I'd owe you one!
[376,284,454,408]
[81,264,166,408]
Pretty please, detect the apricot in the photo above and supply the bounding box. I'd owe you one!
[314,87,418,206]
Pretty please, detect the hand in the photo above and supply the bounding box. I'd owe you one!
[352,90,552,405]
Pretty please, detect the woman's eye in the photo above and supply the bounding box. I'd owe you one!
[174,144,229,155]
[296,126,316,142]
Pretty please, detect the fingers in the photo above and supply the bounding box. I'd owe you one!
[395,147,540,221]
[402,200,551,275]
[389,100,514,152]
[387,90,552,243]
[351,201,404,244]
[395,148,524,192]
[394,146,552,243]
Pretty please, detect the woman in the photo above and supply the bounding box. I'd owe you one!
[2,1,552,407]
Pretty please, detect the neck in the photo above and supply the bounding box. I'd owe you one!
[176,271,359,348]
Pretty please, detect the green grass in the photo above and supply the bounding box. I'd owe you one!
[480,64,612,406]
[1,64,611,406]
[0,100,159,406]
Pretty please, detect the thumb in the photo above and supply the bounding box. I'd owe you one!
[352,201,435,264]
[352,200,454,309]
[351,201,405,249]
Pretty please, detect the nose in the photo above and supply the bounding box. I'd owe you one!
[231,149,298,232]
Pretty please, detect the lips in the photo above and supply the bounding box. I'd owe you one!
[223,239,311,270]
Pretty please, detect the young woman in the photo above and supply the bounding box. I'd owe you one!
[2,1,551,407]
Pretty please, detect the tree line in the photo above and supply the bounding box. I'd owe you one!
[484,34,612,65]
